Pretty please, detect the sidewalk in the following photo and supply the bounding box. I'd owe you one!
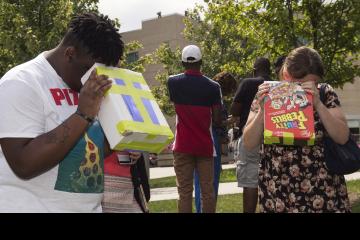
[150,163,236,179]
[150,182,241,202]
[150,169,360,202]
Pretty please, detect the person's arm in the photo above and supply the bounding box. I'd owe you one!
[1,116,88,179]
[0,70,112,180]
[242,108,264,151]
[212,84,223,127]
[317,105,349,144]
[242,83,270,151]
[228,80,247,125]
[301,81,349,144]
[230,81,245,116]
[212,104,222,127]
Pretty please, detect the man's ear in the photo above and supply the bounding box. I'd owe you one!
[64,46,76,63]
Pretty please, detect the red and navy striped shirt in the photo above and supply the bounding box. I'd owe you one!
[167,70,222,157]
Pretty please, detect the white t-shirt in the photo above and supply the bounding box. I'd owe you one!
[0,53,105,212]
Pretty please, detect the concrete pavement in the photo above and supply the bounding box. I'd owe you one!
[150,182,242,202]
[150,163,236,179]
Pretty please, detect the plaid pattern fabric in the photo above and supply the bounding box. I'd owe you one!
[102,174,142,213]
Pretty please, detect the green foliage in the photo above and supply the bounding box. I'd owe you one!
[0,0,68,75]
[153,0,360,113]
[151,43,182,116]
[0,0,99,76]
[184,0,261,78]
[185,0,360,87]
[252,0,360,87]
[72,0,98,13]
[0,0,151,79]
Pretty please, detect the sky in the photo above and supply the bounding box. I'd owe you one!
[98,0,205,33]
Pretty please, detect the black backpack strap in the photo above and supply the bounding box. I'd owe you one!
[319,83,326,105]
[130,155,150,213]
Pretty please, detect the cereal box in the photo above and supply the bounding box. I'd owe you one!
[263,81,315,146]
[81,63,174,153]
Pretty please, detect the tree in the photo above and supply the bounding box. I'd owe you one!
[152,0,360,115]
[185,0,360,87]
[253,0,360,87]
[184,0,262,78]
[151,43,182,116]
[0,0,99,76]
[0,0,152,78]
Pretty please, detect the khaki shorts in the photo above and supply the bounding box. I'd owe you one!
[234,138,260,188]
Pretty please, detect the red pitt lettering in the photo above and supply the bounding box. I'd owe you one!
[50,88,79,106]
[50,88,65,105]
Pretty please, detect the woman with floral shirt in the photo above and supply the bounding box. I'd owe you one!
[242,46,351,213]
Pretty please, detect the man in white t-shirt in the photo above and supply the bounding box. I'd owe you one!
[0,12,140,212]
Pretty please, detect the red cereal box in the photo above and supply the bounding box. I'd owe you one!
[263,81,315,146]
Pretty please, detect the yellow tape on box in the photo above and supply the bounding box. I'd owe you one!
[81,63,174,153]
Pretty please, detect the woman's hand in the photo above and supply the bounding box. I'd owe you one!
[255,82,270,111]
[301,81,321,110]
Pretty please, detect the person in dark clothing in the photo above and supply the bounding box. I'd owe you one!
[229,57,272,213]
[194,71,237,213]
[131,155,150,213]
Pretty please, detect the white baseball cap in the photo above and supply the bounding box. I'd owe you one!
[181,45,202,63]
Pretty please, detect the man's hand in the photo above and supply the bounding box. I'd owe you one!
[77,69,112,118]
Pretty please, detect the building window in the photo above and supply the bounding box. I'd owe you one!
[350,127,360,144]
[126,52,139,63]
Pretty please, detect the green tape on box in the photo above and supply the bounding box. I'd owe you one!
[264,129,280,144]
[307,133,316,146]
[117,121,174,137]
[96,66,147,84]
[113,139,173,154]
[282,132,295,145]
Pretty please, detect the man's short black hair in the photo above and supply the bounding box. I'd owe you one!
[274,55,286,76]
[62,12,124,66]
[182,60,202,69]
[253,57,271,76]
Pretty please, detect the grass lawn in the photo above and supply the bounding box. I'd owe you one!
[150,168,236,188]
[346,180,360,212]
[149,178,360,213]
[149,193,243,213]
